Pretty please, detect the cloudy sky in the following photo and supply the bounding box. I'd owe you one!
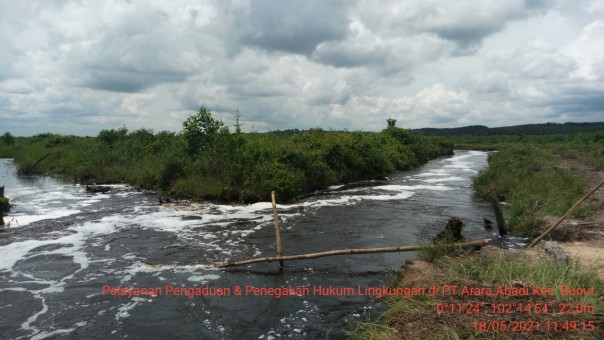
[1,0,603,136]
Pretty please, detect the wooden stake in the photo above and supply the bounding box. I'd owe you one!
[215,239,491,268]
[488,190,508,237]
[529,179,604,248]
[271,191,284,269]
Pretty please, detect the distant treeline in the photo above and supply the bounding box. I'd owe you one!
[0,108,453,203]
[410,122,604,136]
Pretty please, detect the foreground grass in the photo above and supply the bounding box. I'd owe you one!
[351,252,604,339]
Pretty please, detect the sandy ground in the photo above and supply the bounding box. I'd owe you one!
[537,162,604,280]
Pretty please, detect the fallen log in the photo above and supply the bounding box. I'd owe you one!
[215,239,491,268]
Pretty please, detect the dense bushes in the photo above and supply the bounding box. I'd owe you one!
[0,107,453,203]
[1,132,15,145]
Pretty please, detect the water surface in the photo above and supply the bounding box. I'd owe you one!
[0,151,524,339]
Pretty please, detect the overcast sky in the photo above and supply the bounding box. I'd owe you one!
[1,0,603,136]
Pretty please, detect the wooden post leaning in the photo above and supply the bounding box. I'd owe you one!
[271,191,285,270]
[529,179,604,248]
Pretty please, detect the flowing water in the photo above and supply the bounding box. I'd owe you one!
[0,151,527,339]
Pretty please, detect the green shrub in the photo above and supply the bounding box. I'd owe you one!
[1,132,15,145]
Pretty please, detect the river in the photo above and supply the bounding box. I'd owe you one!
[0,151,526,339]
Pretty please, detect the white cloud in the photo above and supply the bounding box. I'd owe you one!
[0,0,602,136]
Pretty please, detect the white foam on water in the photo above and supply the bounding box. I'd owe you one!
[421,176,465,183]
[1,149,491,338]
[187,274,221,283]
[4,182,136,228]
[115,299,142,321]
[0,239,64,272]
[30,321,87,340]
[21,296,48,332]
[6,209,82,227]
[373,184,453,191]
[412,169,451,177]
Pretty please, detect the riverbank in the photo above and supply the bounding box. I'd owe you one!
[0,108,454,203]
[353,245,603,339]
[353,142,604,339]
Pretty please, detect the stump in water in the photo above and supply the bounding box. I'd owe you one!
[433,217,465,243]
[86,185,111,194]
[0,190,9,227]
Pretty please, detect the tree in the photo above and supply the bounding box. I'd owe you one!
[97,127,128,147]
[1,132,15,145]
[386,118,397,128]
[234,107,242,134]
[182,106,224,155]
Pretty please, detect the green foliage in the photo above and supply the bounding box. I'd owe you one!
[417,238,457,263]
[98,127,128,147]
[0,196,10,212]
[413,122,604,136]
[0,108,454,203]
[1,132,15,145]
[472,144,599,237]
[439,255,603,306]
[182,106,224,155]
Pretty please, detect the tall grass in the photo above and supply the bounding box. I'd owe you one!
[472,145,594,236]
[352,253,603,339]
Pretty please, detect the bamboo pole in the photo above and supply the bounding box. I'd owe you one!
[215,239,491,268]
[271,191,284,269]
[529,179,604,248]
[21,153,51,175]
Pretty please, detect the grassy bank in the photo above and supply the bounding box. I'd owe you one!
[352,249,603,339]
[352,130,604,339]
[469,135,604,237]
[0,107,453,203]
